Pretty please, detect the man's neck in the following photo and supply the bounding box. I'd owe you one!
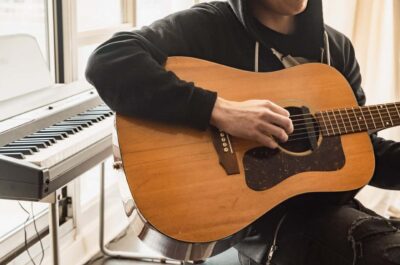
[250,3,296,35]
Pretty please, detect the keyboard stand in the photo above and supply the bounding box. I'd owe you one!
[41,191,61,265]
[98,162,184,264]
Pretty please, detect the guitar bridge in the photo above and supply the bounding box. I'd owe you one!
[209,126,240,175]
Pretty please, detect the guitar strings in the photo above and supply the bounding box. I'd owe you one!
[289,111,400,132]
[288,105,400,122]
[289,114,400,132]
[231,105,400,143]
[267,108,400,141]
[286,106,400,134]
[291,103,400,120]
[287,103,400,119]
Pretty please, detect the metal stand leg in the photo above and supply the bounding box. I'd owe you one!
[49,195,60,265]
[99,162,184,264]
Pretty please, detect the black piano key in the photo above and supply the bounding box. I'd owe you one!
[6,142,48,148]
[0,153,25,159]
[0,149,33,155]
[1,146,39,152]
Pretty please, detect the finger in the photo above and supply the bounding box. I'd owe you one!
[264,111,294,134]
[254,132,278,149]
[266,101,290,117]
[257,122,289,142]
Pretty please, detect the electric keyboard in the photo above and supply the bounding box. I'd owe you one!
[0,88,114,201]
[0,34,114,201]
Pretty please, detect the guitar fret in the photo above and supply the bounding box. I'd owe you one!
[391,103,400,125]
[352,107,362,132]
[319,112,330,136]
[337,110,348,134]
[354,107,368,131]
[332,110,341,134]
[359,107,369,130]
[367,106,377,129]
[376,105,386,128]
[394,103,400,119]
[327,111,337,135]
[384,104,394,126]
[345,108,355,132]
[317,103,400,137]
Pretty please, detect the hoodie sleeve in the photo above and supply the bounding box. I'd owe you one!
[343,38,400,190]
[85,4,220,130]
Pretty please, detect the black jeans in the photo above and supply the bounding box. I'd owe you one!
[236,199,400,265]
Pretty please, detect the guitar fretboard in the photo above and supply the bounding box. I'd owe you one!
[315,102,400,136]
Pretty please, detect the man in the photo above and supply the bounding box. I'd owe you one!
[86,0,400,264]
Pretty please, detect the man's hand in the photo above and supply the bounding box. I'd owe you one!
[210,97,294,148]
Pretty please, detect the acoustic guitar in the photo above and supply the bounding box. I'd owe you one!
[114,57,399,260]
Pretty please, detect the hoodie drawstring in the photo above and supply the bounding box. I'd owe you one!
[253,31,331,71]
[254,42,260,72]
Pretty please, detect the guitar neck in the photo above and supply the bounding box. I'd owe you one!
[315,102,400,136]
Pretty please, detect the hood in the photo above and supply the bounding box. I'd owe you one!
[228,0,325,58]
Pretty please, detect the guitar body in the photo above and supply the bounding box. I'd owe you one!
[115,57,375,260]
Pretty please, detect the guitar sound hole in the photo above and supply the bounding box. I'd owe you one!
[278,106,320,154]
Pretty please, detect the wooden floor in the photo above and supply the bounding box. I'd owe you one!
[85,227,241,265]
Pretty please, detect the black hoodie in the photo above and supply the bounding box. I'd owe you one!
[86,0,400,206]
[86,1,400,262]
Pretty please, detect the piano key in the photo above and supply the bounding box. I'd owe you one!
[79,110,113,117]
[53,121,92,128]
[28,133,66,140]
[0,149,33,155]
[39,128,77,135]
[83,109,113,114]
[48,124,81,129]
[33,131,68,138]
[50,125,83,131]
[18,137,56,144]
[67,116,102,123]
[0,153,25,159]
[77,113,107,119]
[6,142,48,148]
[1,146,39,152]
[91,106,111,111]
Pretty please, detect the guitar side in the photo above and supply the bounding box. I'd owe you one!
[116,57,375,248]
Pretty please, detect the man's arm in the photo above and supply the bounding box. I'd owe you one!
[86,3,293,147]
[342,36,400,190]
[85,4,219,130]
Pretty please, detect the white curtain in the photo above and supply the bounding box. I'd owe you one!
[323,0,400,217]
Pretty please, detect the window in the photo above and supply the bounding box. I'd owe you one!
[0,0,49,244]
[136,0,194,27]
[0,0,49,61]
[77,0,123,32]
[76,0,134,78]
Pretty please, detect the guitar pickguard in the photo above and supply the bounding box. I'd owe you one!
[243,136,345,191]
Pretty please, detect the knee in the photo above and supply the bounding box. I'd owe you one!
[347,217,400,265]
